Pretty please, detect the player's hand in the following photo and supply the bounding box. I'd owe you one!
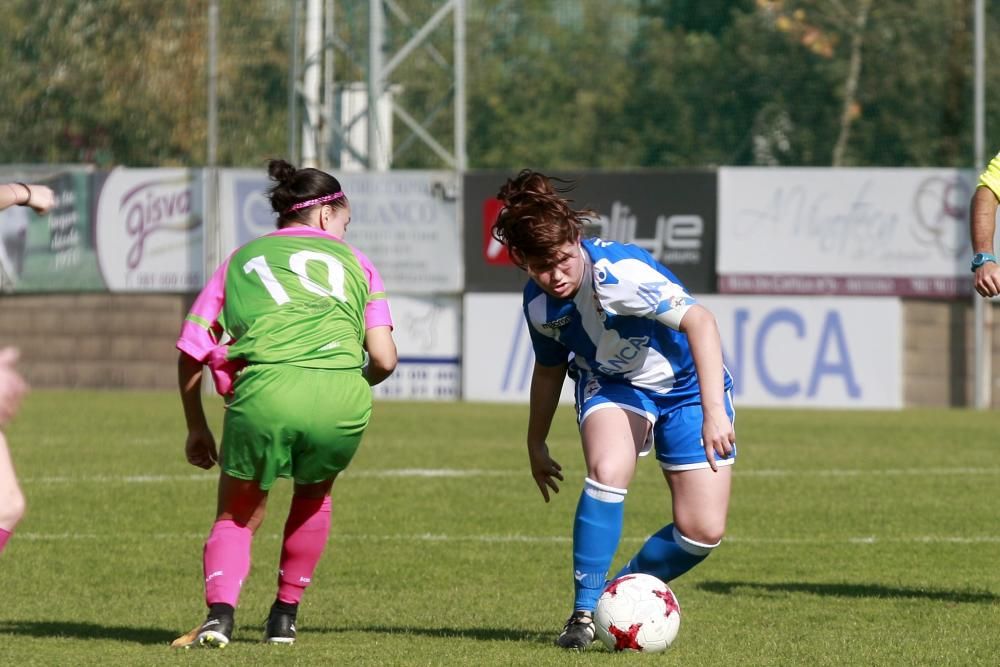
[527,441,563,502]
[25,185,55,215]
[974,263,1000,298]
[185,428,218,469]
[701,408,735,473]
[0,347,27,426]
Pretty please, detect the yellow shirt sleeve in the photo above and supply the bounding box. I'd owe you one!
[978,151,1000,197]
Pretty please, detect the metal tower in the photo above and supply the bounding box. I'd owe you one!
[288,0,467,172]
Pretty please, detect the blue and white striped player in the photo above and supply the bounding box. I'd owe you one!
[491,170,736,650]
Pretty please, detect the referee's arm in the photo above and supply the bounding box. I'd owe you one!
[971,155,1000,297]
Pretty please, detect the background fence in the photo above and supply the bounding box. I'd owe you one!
[3,1,999,407]
[0,165,989,409]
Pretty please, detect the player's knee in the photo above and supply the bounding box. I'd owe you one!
[586,461,632,490]
[583,476,628,502]
[673,525,722,556]
[0,486,26,527]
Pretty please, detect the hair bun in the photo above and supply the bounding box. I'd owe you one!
[267,158,298,184]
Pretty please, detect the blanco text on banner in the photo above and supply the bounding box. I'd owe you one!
[217,170,461,295]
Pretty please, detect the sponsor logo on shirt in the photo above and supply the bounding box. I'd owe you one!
[541,316,571,330]
[670,295,693,310]
[597,335,650,375]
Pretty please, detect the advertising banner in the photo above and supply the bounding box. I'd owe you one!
[0,171,103,292]
[718,167,974,298]
[218,170,461,295]
[700,295,901,408]
[463,293,901,409]
[95,168,204,292]
[462,292,575,403]
[372,294,461,401]
[464,170,718,294]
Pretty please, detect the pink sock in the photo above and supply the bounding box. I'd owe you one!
[203,519,253,607]
[0,528,11,554]
[277,496,332,604]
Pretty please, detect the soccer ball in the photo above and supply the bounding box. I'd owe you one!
[593,573,681,652]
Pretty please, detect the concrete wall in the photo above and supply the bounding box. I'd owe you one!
[0,294,193,390]
[1,294,998,407]
[903,299,1000,408]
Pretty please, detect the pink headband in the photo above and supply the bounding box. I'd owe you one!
[284,191,345,214]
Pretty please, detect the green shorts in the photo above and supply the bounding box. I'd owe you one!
[221,364,372,490]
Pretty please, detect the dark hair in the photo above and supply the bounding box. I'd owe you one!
[491,170,592,266]
[266,158,347,228]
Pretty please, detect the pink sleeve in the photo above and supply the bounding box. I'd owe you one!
[352,246,393,329]
[176,258,245,396]
[176,258,230,361]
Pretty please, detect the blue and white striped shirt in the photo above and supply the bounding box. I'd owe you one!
[524,238,732,406]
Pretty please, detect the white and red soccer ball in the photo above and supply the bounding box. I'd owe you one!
[594,573,681,653]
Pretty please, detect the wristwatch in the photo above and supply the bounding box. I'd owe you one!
[971,252,998,272]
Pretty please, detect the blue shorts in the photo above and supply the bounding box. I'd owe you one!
[573,372,736,471]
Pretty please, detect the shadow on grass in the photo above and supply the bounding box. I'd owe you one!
[0,620,554,646]
[0,620,177,645]
[307,624,551,644]
[698,580,998,604]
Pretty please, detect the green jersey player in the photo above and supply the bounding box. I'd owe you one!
[173,159,397,649]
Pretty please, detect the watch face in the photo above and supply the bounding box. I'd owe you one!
[973,253,995,267]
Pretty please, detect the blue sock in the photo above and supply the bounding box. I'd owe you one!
[614,523,717,582]
[572,478,626,612]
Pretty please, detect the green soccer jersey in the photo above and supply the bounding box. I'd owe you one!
[220,229,374,370]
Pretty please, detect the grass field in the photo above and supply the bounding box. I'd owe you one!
[1,391,998,665]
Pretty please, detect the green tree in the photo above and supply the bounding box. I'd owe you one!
[464,0,637,169]
[847,0,974,166]
[1,1,206,166]
[0,0,289,167]
[0,0,996,169]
